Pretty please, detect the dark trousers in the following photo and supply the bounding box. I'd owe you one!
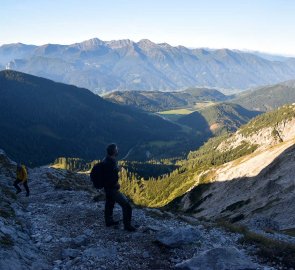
[104,189,132,227]
[13,179,30,194]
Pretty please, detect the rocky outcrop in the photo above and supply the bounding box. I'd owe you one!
[218,105,295,152]
[155,226,202,248]
[0,150,49,270]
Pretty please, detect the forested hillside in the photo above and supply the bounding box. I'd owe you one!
[232,80,295,111]
[178,103,261,135]
[0,70,197,166]
[104,88,229,112]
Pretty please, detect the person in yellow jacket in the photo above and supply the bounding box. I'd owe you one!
[14,163,30,197]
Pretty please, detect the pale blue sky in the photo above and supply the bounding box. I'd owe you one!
[1,0,295,55]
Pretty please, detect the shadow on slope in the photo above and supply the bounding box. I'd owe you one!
[0,70,197,166]
[165,143,295,230]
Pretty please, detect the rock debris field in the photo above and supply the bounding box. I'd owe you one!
[0,152,282,269]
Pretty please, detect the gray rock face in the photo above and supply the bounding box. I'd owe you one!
[173,114,295,231]
[175,247,259,270]
[155,226,202,248]
[249,217,280,231]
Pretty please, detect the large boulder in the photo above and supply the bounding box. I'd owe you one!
[175,247,259,270]
[155,226,202,248]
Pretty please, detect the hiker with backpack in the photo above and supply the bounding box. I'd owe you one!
[90,143,136,232]
[14,163,30,197]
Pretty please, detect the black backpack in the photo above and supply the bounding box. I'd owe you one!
[90,162,105,189]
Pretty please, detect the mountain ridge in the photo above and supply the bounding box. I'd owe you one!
[104,87,229,112]
[233,79,295,111]
[2,38,295,93]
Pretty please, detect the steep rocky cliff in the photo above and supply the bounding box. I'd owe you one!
[170,105,295,231]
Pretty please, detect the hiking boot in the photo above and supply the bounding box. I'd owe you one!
[124,225,136,232]
[106,220,120,227]
[26,192,30,197]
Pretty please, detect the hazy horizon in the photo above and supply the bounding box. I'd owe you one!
[1,0,295,56]
[1,36,295,58]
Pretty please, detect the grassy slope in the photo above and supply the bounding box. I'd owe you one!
[232,80,295,112]
[177,103,261,135]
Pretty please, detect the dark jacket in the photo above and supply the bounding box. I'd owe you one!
[103,156,120,190]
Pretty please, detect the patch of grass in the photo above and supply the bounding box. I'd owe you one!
[281,228,295,237]
[0,203,15,218]
[192,101,216,110]
[158,108,194,115]
[217,220,295,269]
[241,231,295,268]
[156,113,184,121]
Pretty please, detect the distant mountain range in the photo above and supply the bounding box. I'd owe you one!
[234,50,292,62]
[1,38,295,93]
[0,70,197,166]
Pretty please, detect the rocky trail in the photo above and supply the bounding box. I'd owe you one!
[0,152,283,269]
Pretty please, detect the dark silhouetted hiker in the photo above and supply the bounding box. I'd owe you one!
[102,143,136,232]
[14,163,30,197]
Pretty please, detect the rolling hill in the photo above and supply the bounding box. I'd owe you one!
[0,70,196,166]
[104,87,229,112]
[232,80,295,111]
[177,103,261,135]
[2,38,295,93]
